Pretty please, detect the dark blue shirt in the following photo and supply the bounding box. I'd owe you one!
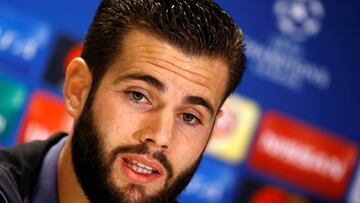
[32,137,67,203]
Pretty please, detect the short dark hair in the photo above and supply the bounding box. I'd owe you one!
[81,0,246,100]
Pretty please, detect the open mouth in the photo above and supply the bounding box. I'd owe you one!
[120,156,164,183]
[124,158,159,175]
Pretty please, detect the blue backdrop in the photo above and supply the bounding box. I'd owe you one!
[0,0,359,202]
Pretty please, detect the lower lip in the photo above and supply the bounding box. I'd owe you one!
[120,158,162,183]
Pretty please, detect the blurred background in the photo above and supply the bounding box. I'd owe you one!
[0,0,359,202]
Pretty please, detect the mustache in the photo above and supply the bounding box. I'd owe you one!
[110,144,174,179]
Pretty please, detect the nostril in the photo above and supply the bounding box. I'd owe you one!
[140,133,170,149]
[143,138,168,149]
[144,138,155,143]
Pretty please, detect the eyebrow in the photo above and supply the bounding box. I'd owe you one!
[114,73,165,92]
[114,73,215,117]
[183,96,215,117]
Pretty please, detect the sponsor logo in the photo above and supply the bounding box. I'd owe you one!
[206,94,260,163]
[248,111,358,200]
[247,35,331,91]
[0,7,50,67]
[18,91,73,143]
[259,130,346,183]
[246,0,329,92]
[274,0,325,42]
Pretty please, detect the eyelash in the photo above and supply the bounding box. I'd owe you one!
[181,113,201,127]
[125,90,149,104]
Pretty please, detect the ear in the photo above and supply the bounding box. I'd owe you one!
[212,109,224,132]
[215,109,224,123]
[63,57,92,119]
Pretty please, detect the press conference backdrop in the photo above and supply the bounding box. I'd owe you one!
[0,0,359,202]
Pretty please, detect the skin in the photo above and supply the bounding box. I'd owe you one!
[58,29,229,202]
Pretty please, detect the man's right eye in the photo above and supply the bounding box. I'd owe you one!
[125,91,150,104]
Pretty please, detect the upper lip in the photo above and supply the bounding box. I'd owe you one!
[122,154,165,175]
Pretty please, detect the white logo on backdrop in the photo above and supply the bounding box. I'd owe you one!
[246,0,331,92]
[274,0,325,41]
[247,36,331,91]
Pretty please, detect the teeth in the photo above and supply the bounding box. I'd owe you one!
[130,160,155,171]
[126,160,156,174]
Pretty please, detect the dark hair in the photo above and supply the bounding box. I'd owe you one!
[81,0,246,100]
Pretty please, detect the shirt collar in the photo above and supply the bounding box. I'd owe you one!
[32,136,67,203]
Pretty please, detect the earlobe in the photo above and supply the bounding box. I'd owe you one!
[63,57,92,119]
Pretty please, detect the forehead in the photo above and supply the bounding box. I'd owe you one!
[106,29,229,109]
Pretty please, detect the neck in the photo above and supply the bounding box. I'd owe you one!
[57,136,89,203]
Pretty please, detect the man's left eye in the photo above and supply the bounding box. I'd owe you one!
[131,91,145,101]
[182,113,200,125]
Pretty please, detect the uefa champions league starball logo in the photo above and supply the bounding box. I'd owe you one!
[273,0,325,41]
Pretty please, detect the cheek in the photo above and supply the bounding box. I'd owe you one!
[170,130,210,173]
[91,91,142,146]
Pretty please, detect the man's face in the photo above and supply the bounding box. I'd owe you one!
[71,30,229,202]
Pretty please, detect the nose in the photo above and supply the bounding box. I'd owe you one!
[136,109,174,150]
